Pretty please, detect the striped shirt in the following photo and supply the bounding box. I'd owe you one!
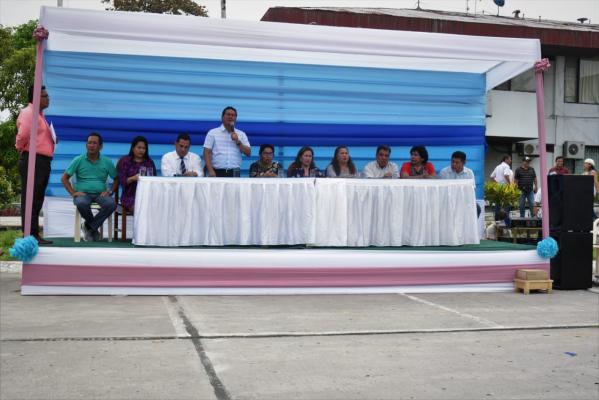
[514,166,536,192]
[203,124,250,169]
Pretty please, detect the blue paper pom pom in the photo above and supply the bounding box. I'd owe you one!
[9,236,39,262]
[537,237,558,259]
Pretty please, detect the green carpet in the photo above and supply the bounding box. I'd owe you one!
[44,238,536,251]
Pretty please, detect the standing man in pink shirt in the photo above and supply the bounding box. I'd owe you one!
[15,85,55,245]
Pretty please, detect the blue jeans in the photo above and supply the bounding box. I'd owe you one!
[74,193,116,231]
[519,191,535,218]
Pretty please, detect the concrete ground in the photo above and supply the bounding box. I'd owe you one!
[1,266,598,400]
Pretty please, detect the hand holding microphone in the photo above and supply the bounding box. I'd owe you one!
[230,123,241,145]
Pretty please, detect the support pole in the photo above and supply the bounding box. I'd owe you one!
[23,26,49,237]
[534,59,551,239]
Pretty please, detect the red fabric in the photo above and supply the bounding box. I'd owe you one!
[400,162,435,176]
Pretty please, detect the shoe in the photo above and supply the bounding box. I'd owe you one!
[82,223,93,242]
[92,229,101,242]
[35,235,53,245]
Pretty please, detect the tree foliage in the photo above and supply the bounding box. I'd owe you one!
[102,0,208,16]
[0,20,37,119]
[0,21,37,207]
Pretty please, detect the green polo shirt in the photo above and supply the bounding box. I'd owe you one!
[66,153,117,193]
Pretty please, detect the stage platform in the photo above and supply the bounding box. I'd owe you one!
[20,239,548,295]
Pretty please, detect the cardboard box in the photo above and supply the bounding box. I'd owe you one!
[516,269,549,280]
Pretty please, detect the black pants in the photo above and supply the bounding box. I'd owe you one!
[214,168,240,177]
[18,152,52,236]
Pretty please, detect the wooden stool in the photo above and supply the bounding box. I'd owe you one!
[514,278,553,294]
[514,269,552,294]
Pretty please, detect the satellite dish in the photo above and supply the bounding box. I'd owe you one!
[494,0,505,6]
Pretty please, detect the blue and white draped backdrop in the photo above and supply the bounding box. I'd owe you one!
[39,7,541,198]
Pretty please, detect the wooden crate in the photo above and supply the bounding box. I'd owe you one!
[516,269,549,280]
[514,278,553,295]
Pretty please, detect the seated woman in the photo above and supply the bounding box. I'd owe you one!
[249,144,283,177]
[287,146,322,177]
[117,136,156,213]
[400,145,436,179]
[325,145,359,178]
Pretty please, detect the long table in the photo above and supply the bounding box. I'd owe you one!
[133,177,479,247]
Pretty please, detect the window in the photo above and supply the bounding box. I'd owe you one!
[565,56,599,104]
[510,68,535,92]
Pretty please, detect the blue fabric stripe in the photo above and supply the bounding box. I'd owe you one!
[46,115,485,146]
[44,51,486,126]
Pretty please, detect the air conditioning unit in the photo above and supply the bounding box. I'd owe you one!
[563,141,585,159]
[515,142,540,157]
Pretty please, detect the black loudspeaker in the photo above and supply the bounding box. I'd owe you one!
[550,231,592,290]
[548,175,594,232]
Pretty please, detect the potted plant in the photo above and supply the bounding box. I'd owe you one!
[484,181,521,220]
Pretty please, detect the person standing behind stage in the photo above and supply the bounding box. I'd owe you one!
[117,136,157,213]
[15,85,55,245]
[548,156,570,175]
[490,154,513,224]
[490,154,512,184]
[161,133,202,177]
[400,145,435,179]
[362,145,399,178]
[514,157,537,218]
[204,106,251,177]
[325,146,358,178]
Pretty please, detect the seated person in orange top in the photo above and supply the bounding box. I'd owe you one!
[400,145,436,179]
[117,136,157,213]
[287,146,322,177]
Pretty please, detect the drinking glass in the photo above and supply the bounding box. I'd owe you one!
[278,168,285,178]
[146,167,154,176]
[139,166,147,176]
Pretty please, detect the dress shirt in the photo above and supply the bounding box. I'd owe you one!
[15,103,55,157]
[490,162,512,184]
[362,161,399,178]
[160,150,203,177]
[439,166,476,188]
[203,124,250,169]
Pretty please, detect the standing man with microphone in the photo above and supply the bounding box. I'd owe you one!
[203,106,251,177]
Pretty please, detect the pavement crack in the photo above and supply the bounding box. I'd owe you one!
[168,296,232,400]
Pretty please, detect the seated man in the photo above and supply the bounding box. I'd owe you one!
[362,145,399,178]
[61,132,118,241]
[439,150,481,217]
[161,133,202,177]
[249,144,282,177]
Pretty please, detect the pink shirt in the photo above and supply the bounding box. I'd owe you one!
[15,103,55,157]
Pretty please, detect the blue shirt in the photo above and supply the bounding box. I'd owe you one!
[439,165,476,189]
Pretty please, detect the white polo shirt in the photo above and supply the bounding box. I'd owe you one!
[203,124,250,169]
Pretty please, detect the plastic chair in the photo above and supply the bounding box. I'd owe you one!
[74,203,113,242]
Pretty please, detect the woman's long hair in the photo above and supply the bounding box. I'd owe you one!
[128,136,150,160]
[292,146,316,170]
[330,145,356,176]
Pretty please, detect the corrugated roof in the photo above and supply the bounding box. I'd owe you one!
[282,7,599,33]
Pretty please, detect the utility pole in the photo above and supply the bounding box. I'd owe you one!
[221,0,226,18]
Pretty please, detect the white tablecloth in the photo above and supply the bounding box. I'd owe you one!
[134,177,316,246]
[134,177,479,247]
[314,179,479,247]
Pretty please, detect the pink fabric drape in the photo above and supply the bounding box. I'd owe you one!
[534,59,551,239]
